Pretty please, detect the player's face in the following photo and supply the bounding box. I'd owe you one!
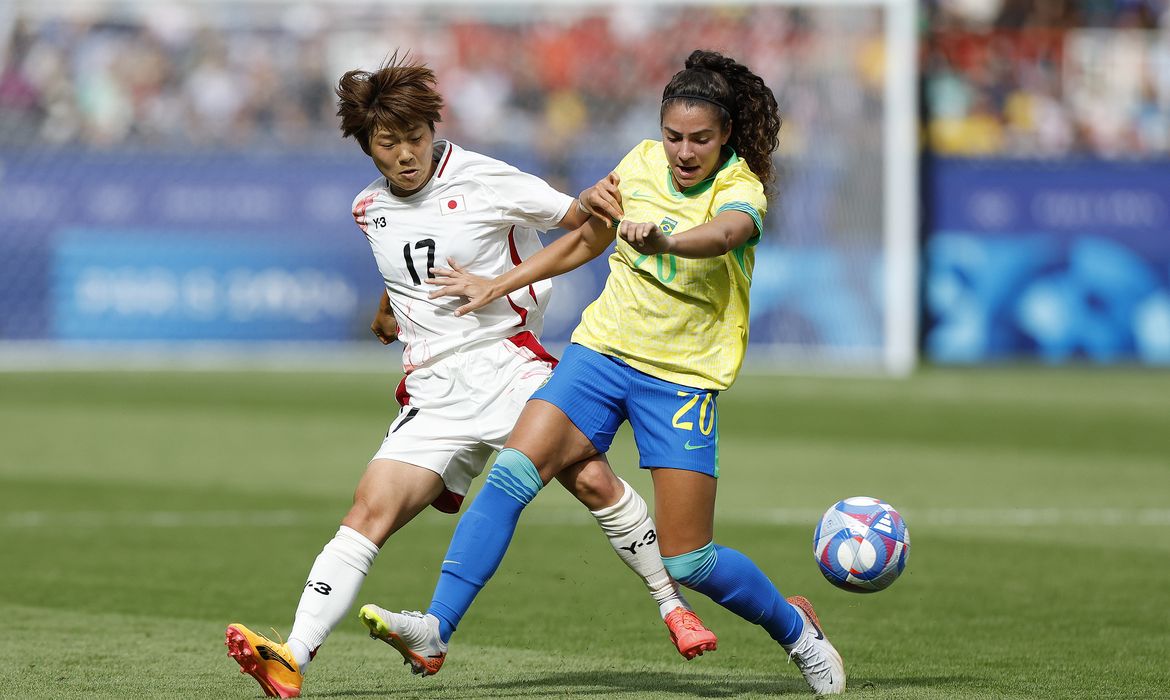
[661,103,731,190]
[370,124,436,196]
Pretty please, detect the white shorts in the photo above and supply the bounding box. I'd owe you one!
[371,331,557,513]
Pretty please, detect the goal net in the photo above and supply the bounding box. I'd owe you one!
[0,0,917,374]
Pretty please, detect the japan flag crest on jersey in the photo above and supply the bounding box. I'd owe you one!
[440,194,466,215]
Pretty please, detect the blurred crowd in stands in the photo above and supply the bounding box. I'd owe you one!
[1,1,1165,160]
[0,3,883,163]
[926,0,1169,157]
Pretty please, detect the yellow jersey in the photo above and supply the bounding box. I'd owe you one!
[571,139,767,390]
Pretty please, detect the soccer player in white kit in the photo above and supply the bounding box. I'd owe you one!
[224,54,716,699]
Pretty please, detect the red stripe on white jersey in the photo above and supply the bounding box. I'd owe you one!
[507,330,559,367]
[436,144,454,179]
[505,294,528,327]
[352,193,376,233]
[506,226,541,305]
[394,375,411,406]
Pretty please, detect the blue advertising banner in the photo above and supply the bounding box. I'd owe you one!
[926,159,1170,364]
[0,151,384,342]
[1,150,885,364]
[52,230,370,341]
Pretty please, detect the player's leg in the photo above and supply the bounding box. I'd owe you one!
[425,399,599,639]
[555,458,716,659]
[411,342,623,649]
[650,469,843,694]
[356,431,495,675]
[629,373,844,694]
[650,467,802,642]
[287,458,446,662]
[556,457,695,618]
[226,458,443,697]
[357,398,598,676]
[228,354,470,696]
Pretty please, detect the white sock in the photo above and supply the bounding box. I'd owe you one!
[591,479,690,620]
[288,525,379,671]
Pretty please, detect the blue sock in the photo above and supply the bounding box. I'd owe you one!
[427,448,544,642]
[663,543,804,645]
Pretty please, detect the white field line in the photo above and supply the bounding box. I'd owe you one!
[3,507,1170,529]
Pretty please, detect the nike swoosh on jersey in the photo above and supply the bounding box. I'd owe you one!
[629,190,655,201]
[442,560,461,566]
[683,441,709,451]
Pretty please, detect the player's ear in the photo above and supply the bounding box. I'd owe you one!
[721,123,732,146]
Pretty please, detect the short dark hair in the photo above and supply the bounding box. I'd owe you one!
[336,51,444,156]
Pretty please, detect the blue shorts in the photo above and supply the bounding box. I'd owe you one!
[531,343,720,477]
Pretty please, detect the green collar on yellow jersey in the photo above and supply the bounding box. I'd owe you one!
[665,146,740,198]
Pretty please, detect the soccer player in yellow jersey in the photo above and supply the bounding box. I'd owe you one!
[370,50,846,695]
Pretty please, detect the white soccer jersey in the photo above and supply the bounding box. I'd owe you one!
[352,141,573,370]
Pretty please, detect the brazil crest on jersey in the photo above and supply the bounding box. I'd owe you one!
[571,140,767,390]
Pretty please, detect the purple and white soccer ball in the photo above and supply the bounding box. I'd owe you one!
[814,496,910,593]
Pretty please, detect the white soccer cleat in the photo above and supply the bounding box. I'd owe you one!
[782,595,846,695]
[358,605,448,676]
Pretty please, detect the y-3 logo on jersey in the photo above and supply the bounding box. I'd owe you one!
[659,217,679,235]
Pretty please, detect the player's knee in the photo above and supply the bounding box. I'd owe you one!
[484,448,544,505]
[662,541,718,588]
[563,463,623,509]
[342,497,396,545]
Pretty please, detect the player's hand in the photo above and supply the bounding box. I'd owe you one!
[619,220,671,255]
[370,292,398,345]
[427,258,496,317]
[579,172,623,227]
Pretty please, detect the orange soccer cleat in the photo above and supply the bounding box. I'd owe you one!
[225,623,303,698]
[664,607,718,660]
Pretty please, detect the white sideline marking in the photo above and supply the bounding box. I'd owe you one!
[0,510,314,528]
[3,507,1170,529]
[527,507,1170,527]
[751,508,1170,527]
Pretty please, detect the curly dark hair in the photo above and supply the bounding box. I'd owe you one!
[335,51,444,156]
[661,49,782,191]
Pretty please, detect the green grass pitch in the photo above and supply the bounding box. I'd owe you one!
[1,367,1168,698]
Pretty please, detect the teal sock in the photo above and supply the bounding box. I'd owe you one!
[664,543,803,645]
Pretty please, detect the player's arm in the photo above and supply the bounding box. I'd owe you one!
[572,172,624,229]
[428,215,613,317]
[370,289,398,344]
[554,172,624,231]
[620,209,757,259]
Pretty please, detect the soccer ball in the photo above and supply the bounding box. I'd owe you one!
[814,496,910,593]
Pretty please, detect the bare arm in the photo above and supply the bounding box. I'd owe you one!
[575,172,623,228]
[555,172,625,231]
[369,289,398,344]
[621,210,758,258]
[557,199,592,231]
[428,215,614,316]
